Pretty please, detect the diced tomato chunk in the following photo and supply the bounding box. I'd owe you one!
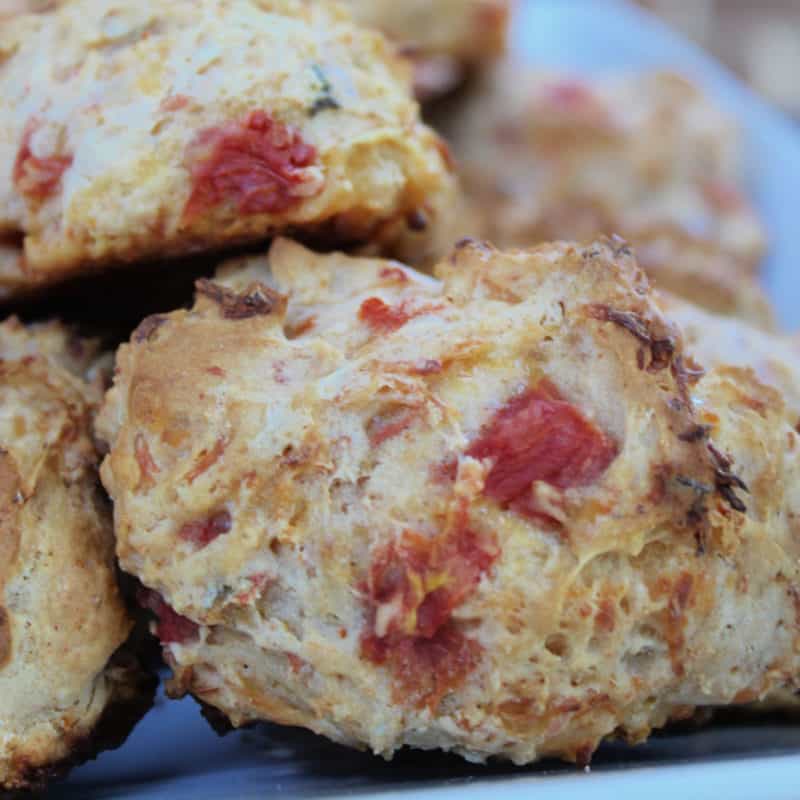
[358,297,411,333]
[362,622,481,710]
[13,119,72,199]
[183,110,318,221]
[137,587,199,645]
[358,297,444,334]
[178,510,232,549]
[466,380,617,521]
[361,524,497,709]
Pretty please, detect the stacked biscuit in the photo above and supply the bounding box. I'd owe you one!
[1,0,798,790]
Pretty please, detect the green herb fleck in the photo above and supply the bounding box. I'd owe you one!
[309,63,340,116]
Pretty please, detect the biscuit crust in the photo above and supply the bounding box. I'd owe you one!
[659,292,800,424]
[0,0,455,291]
[0,318,151,790]
[438,67,769,325]
[97,237,799,764]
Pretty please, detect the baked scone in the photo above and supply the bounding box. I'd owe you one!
[342,1,510,99]
[97,237,800,765]
[438,67,770,325]
[0,317,153,791]
[0,0,455,292]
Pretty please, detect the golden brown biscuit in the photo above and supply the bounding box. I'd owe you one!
[0,317,152,791]
[438,67,769,325]
[342,1,510,99]
[0,0,455,292]
[97,237,799,765]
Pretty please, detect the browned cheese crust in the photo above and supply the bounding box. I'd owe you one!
[436,66,772,327]
[0,317,151,791]
[97,238,800,765]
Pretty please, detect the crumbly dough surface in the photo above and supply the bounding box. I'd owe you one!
[0,317,147,790]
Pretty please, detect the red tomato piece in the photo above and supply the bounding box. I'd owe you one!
[358,298,445,334]
[183,110,318,221]
[358,297,411,333]
[363,622,482,711]
[467,380,617,521]
[137,587,199,644]
[13,119,72,200]
[361,524,497,708]
[178,509,232,549]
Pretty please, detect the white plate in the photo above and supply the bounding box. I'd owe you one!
[54,1,800,798]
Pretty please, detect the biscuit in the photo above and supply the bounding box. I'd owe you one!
[342,1,510,99]
[0,317,152,790]
[0,0,456,292]
[97,237,799,764]
[438,67,769,325]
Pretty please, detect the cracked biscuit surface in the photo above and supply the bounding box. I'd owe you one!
[0,317,152,791]
[98,238,799,764]
[439,67,770,326]
[0,0,455,293]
